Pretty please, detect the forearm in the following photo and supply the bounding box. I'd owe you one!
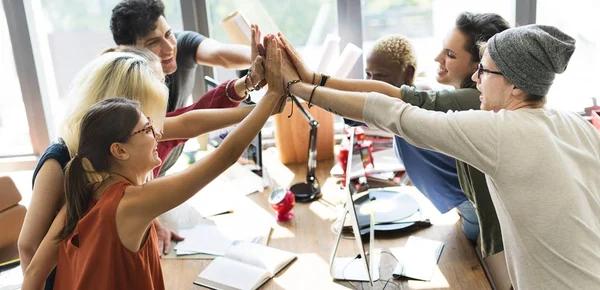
[400,86,482,112]
[22,263,53,290]
[139,92,281,218]
[214,44,252,69]
[363,93,498,174]
[233,77,251,99]
[162,106,253,141]
[315,75,402,99]
[290,83,367,122]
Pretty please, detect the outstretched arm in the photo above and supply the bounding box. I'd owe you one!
[196,38,251,69]
[119,35,289,233]
[278,32,402,99]
[161,106,254,141]
[287,81,499,175]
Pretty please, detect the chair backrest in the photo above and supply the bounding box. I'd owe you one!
[0,176,21,212]
[0,176,26,263]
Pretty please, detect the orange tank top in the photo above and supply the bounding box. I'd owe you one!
[54,181,164,290]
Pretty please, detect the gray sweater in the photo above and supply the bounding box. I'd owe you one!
[363,92,600,290]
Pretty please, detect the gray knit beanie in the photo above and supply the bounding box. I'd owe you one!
[487,24,576,96]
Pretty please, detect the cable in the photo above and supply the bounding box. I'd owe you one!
[380,278,400,290]
[381,250,398,262]
[341,255,362,290]
[379,250,401,290]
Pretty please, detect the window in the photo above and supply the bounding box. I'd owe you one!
[205,0,341,142]
[361,0,515,88]
[206,0,339,81]
[0,1,33,156]
[537,0,599,111]
[35,0,183,138]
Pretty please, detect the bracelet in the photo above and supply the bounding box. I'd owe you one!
[225,79,244,103]
[286,79,301,97]
[246,67,264,92]
[319,73,330,86]
[311,72,316,85]
[245,70,254,92]
[308,84,319,108]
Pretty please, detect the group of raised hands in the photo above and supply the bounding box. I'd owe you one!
[246,24,323,107]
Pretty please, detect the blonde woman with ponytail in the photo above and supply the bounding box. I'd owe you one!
[22,36,285,289]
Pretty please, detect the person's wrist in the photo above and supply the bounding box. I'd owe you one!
[289,81,305,96]
[314,73,323,86]
[229,79,246,102]
[286,79,301,97]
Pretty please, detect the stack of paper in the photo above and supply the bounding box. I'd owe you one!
[174,224,233,256]
[165,214,273,260]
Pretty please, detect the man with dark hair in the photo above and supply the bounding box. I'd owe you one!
[111,0,253,175]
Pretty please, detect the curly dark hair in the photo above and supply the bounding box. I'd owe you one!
[455,12,510,88]
[110,0,165,45]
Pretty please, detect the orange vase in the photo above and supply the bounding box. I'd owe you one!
[273,100,334,165]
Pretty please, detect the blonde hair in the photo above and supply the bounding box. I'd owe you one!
[371,35,417,85]
[60,49,168,157]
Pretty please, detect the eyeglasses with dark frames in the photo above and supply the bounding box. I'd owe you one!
[477,63,503,80]
[129,117,157,139]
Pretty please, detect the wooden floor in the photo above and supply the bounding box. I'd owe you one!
[160,148,490,290]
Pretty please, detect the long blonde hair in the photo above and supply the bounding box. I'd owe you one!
[60,48,168,157]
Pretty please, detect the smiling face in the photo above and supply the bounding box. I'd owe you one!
[121,114,162,173]
[472,49,515,112]
[434,28,478,89]
[135,16,177,75]
[366,51,413,87]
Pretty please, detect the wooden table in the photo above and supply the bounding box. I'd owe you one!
[161,148,490,290]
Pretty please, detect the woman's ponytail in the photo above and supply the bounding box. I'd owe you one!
[55,154,92,242]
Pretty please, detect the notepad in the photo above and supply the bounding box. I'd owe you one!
[194,242,297,290]
[393,236,444,281]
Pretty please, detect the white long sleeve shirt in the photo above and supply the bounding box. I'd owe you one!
[363,92,600,290]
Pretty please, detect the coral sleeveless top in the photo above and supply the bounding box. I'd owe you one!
[54,181,164,290]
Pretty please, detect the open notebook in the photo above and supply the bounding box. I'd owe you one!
[194,242,296,290]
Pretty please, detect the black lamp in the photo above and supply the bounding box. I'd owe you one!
[288,97,322,202]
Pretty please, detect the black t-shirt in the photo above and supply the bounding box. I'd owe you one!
[160,31,206,175]
[164,31,206,112]
[32,140,70,187]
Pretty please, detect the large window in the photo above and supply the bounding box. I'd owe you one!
[205,0,341,141]
[0,1,33,156]
[206,0,338,83]
[537,0,599,111]
[34,0,183,138]
[361,0,515,87]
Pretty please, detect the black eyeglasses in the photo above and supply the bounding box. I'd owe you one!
[477,63,503,80]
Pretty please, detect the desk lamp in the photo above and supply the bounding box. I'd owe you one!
[288,97,322,202]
